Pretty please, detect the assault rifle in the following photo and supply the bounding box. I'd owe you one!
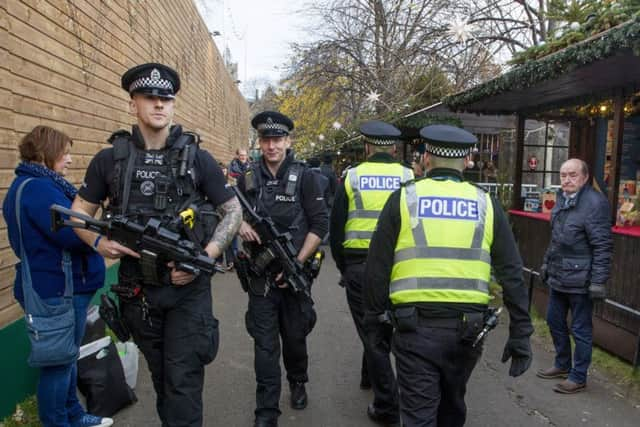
[232,186,312,298]
[50,205,219,282]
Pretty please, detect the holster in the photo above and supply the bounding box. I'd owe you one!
[99,294,131,342]
[235,251,252,293]
[391,307,418,332]
[459,312,485,344]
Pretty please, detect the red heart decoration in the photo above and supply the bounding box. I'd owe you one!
[544,200,555,210]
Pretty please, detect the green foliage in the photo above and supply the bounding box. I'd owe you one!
[395,114,463,130]
[276,82,345,155]
[403,67,453,111]
[444,16,640,113]
[510,1,640,65]
[1,396,40,427]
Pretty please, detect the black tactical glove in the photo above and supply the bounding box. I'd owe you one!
[501,336,532,377]
[539,264,548,284]
[588,283,606,300]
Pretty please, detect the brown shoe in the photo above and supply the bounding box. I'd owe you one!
[536,366,569,379]
[553,379,586,394]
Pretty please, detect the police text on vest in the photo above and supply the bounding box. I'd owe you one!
[359,175,401,191]
[417,197,479,220]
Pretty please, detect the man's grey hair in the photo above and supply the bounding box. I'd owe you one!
[563,158,589,176]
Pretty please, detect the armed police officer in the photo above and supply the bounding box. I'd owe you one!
[70,63,242,427]
[236,111,328,427]
[329,120,413,425]
[365,125,533,427]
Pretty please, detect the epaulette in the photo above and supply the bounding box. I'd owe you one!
[107,129,131,144]
[108,130,132,161]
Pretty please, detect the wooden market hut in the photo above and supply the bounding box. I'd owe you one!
[443,18,640,366]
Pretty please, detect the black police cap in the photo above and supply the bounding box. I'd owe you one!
[419,124,477,158]
[359,120,401,146]
[251,111,294,137]
[121,63,180,99]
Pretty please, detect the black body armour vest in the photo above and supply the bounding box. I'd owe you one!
[244,158,309,251]
[106,126,215,284]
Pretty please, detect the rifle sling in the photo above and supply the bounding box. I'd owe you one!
[120,144,138,215]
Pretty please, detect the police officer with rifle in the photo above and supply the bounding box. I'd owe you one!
[236,111,328,427]
[70,63,242,427]
[329,120,413,426]
[365,125,533,427]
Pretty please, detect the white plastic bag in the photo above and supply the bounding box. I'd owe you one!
[116,341,139,389]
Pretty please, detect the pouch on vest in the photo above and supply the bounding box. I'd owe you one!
[392,306,418,332]
[459,312,484,344]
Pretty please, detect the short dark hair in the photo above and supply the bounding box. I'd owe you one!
[19,126,72,170]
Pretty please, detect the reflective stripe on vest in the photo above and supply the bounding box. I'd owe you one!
[389,179,494,305]
[343,162,413,249]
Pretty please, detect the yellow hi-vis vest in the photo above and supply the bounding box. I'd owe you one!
[343,162,414,249]
[389,179,494,306]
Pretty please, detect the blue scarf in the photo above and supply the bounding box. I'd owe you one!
[15,162,78,201]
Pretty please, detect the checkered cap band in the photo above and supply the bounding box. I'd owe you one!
[257,122,290,133]
[425,144,470,158]
[366,137,399,146]
[128,77,174,93]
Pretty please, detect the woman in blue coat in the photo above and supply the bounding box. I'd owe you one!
[3,126,111,427]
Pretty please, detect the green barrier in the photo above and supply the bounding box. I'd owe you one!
[0,263,119,419]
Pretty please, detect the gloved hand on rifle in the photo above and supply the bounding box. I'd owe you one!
[501,335,532,377]
[539,263,548,284]
[588,283,606,300]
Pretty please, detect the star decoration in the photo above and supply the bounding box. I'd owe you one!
[448,17,474,44]
[366,91,380,103]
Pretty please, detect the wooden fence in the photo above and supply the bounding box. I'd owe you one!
[0,0,250,327]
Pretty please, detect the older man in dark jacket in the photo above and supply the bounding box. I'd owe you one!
[537,158,612,394]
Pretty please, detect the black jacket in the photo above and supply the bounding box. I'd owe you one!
[544,185,612,293]
[237,150,329,250]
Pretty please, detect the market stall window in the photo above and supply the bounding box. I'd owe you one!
[520,122,568,211]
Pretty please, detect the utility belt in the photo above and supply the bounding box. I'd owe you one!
[383,306,489,345]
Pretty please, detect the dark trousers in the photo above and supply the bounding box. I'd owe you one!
[245,285,316,420]
[393,324,482,427]
[343,263,398,417]
[120,275,219,427]
[546,288,593,384]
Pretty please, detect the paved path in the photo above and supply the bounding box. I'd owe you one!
[115,258,640,426]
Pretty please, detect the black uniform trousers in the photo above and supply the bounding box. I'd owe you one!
[120,274,219,427]
[392,322,483,427]
[343,263,398,417]
[245,282,316,420]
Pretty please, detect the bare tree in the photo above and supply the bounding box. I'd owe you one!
[293,0,464,117]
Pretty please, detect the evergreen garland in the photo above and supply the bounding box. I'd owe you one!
[444,17,640,113]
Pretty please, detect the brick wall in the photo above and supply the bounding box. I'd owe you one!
[0,0,250,327]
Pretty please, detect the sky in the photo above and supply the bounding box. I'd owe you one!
[196,0,313,99]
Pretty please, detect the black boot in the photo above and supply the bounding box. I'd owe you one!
[290,382,308,410]
[254,417,278,427]
[367,403,400,426]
